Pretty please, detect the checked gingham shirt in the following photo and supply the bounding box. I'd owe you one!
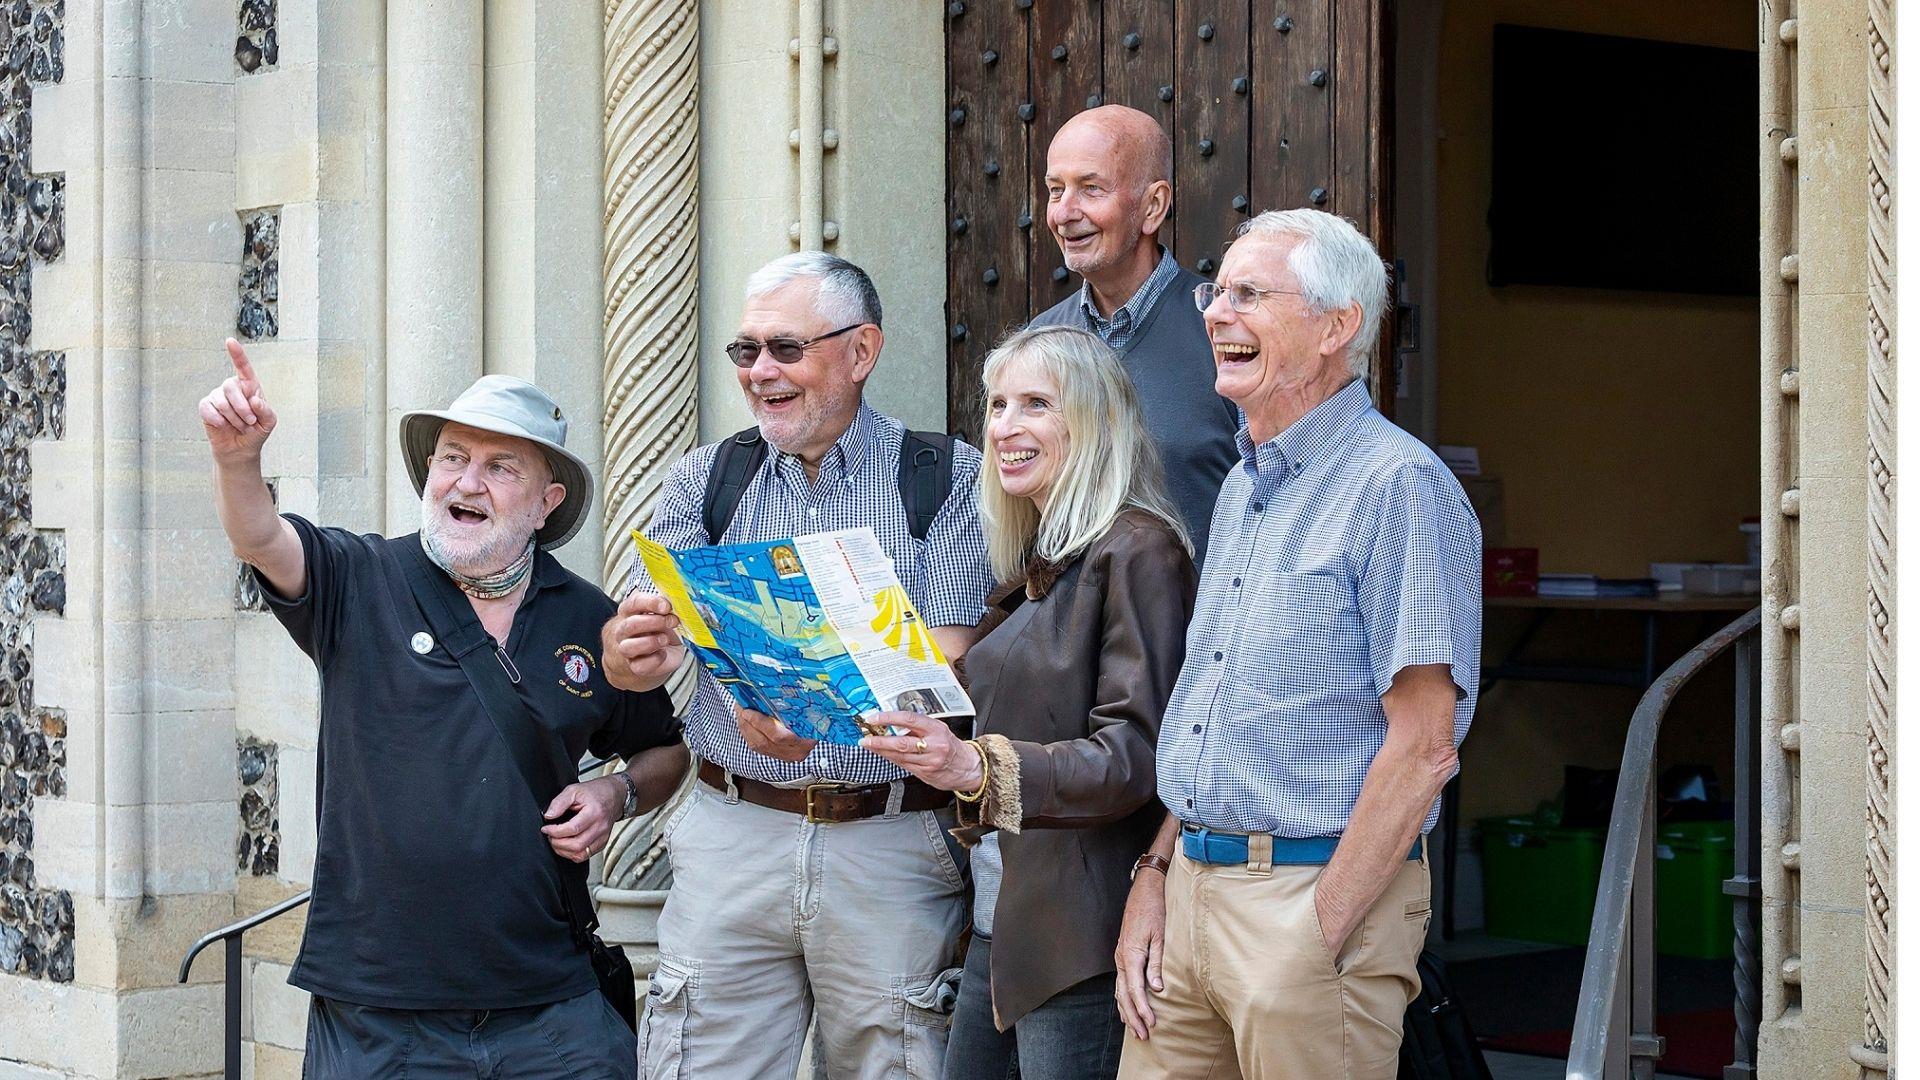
[1156,378,1482,837]
[1074,246,1182,352]
[630,403,993,786]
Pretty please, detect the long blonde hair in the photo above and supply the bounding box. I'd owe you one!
[978,325,1191,581]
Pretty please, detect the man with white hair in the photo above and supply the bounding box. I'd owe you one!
[601,252,993,1079]
[199,341,689,1077]
[1110,210,1482,1079]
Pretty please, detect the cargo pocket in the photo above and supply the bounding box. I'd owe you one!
[638,957,696,1080]
[898,968,960,1080]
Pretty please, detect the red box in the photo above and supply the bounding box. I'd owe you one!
[1484,548,1539,597]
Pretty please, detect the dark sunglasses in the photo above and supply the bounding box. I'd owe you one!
[725,323,865,367]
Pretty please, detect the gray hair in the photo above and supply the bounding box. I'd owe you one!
[1235,209,1388,378]
[743,251,884,329]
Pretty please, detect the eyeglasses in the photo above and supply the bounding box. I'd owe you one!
[724,323,865,367]
[1193,281,1305,314]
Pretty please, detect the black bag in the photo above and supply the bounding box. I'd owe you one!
[1398,950,1494,1080]
[702,426,957,543]
[400,542,639,1032]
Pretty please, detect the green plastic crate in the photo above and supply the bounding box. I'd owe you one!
[1656,819,1735,960]
[1479,816,1604,946]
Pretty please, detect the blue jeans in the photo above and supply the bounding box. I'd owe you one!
[944,934,1125,1080]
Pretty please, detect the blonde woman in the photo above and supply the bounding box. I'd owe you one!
[864,325,1198,1079]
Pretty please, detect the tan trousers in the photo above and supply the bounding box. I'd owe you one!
[1116,846,1431,1080]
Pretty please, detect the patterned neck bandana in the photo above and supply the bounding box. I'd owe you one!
[420,533,536,599]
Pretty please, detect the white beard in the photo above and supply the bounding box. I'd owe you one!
[418,492,540,576]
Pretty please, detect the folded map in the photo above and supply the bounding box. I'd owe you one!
[633,527,975,746]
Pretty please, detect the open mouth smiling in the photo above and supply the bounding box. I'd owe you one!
[447,503,490,525]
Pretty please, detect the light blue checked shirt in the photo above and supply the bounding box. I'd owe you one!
[630,403,993,785]
[1075,247,1182,351]
[1156,379,1482,837]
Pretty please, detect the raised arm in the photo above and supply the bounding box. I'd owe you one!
[199,338,303,598]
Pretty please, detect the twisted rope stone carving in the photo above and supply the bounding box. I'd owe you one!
[1860,0,1894,1068]
[600,0,700,890]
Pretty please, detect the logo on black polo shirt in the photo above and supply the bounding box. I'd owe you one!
[556,644,596,698]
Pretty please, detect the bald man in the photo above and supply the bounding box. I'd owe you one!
[1028,105,1239,561]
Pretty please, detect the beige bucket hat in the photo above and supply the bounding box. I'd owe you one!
[398,375,593,549]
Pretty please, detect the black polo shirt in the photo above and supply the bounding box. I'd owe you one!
[262,514,680,1010]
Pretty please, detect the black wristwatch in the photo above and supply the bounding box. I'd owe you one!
[613,771,641,820]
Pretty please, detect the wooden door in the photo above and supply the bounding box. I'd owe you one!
[945,0,1393,433]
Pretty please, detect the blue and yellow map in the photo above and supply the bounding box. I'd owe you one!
[636,532,885,746]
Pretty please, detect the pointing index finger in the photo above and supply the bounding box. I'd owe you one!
[225,338,260,392]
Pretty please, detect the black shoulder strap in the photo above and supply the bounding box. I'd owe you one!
[701,428,771,543]
[898,429,957,542]
[398,541,600,940]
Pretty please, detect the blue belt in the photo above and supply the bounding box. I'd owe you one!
[1180,824,1424,867]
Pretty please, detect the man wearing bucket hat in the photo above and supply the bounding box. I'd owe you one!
[200,338,688,1078]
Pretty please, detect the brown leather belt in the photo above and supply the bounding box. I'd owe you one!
[697,759,950,823]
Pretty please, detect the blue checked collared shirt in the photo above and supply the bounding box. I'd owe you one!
[630,403,993,785]
[1156,379,1483,837]
[1075,247,1182,351]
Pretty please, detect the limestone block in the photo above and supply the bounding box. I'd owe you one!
[236,69,320,212]
[1794,476,1868,668]
[1793,905,1867,1048]
[139,0,235,81]
[143,529,242,623]
[138,617,236,716]
[233,629,317,753]
[313,339,372,480]
[274,202,318,343]
[1793,107,1869,299]
[242,340,322,483]
[236,876,308,968]
[26,441,90,536]
[311,197,383,340]
[1758,1013,1855,1080]
[315,75,381,203]
[145,170,243,267]
[99,257,144,352]
[31,243,99,352]
[0,974,116,1076]
[29,797,99,894]
[1794,727,1868,911]
[249,959,308,1050]
[145,801,239,897]
[250,1041,305,1080]
[148,259,244,352]
[117,981,224,1078]
[148,80,237,174]
[270,475,319,521]
[145,710,238,806]
[1799,657,1869,739]
[276,746,316,885]
[72,892,236,992]
[0,1057,64,1079]
[27,79,98,175]
[1796,2,1868,112]
[1795,291,1870,481]
[29,616,96,720]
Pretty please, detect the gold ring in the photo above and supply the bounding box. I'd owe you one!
[915,738,928,753]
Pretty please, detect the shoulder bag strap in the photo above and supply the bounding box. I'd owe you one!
[399,540,601,939]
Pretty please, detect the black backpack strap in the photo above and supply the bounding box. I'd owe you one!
[897,429,957,542]
[701,428,770,543]
[398,541,600,940]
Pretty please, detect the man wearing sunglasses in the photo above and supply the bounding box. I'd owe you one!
[602,251,992,1080]
[1026,105,1240,562]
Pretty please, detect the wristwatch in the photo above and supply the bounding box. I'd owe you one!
[1131,852,1171,881]
[613,771,641,820]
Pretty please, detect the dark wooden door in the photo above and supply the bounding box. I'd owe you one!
[945,0,1392,433]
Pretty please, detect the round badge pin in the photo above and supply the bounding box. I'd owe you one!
[411,631,434,655]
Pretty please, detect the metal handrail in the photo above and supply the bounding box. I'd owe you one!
[1565,607,1760,1080]
[177,755,615,1079]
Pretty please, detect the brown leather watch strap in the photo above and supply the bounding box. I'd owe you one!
[696,759,950,823]
[1132,852,1172,880]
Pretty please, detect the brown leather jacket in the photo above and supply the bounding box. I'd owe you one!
[953,509,1197,1028]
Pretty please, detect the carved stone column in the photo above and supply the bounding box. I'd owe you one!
[597,0,700,914]
[1857,0,1894,1073]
